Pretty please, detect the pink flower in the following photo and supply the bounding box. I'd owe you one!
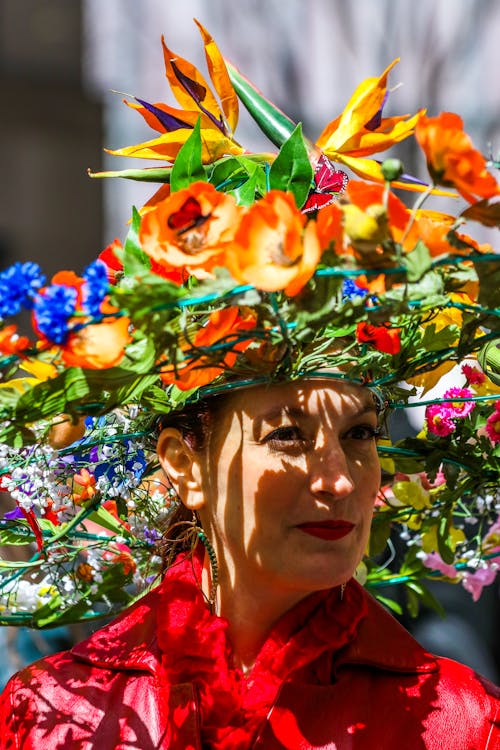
[462,566,498,602]
[442,387,475,417]
[486,402,500,444]
[461,363,486,385]
[423,552,457,578]
[425,404,456,436]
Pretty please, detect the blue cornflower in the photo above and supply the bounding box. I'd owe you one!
[82,260,109,317]
[342,278,369,300]
[0,262,45,319]
[33,285,78,344]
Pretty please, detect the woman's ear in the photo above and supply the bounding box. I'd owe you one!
[156,427,205,510]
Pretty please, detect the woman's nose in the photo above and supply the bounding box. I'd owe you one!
[309,444,355,500]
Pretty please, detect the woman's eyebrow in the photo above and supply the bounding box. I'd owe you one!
[256,405,306,423]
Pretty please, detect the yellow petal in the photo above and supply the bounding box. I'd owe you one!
[161,36,222,121]
[0,376,41,393]
[195,20,239,133]
[19,358,58,381]
[107,129,243,163]
[318,59,400,152]
[346,111,424,157]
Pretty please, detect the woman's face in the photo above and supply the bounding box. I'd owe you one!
[195,379,381,598]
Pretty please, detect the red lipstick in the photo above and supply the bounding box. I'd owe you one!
[297,521,354,541]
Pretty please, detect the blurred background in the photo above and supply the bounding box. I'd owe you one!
[0,0,499,685]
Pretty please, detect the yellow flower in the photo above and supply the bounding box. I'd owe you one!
[316,59,424,184]
[392,480,431,510]
[422,524,465,554]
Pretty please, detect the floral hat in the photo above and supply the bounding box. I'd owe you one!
[0,22,499,626]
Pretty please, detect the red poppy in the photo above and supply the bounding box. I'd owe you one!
[356,322,401,354]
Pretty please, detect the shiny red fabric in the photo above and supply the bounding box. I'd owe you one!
[155,549,366,749]
[0,556,499,749]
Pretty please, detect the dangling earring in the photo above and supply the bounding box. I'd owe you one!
[340,582,346,601]
[193,514,219,612]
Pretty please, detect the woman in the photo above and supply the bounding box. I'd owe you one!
[1,378,499,749]
[1,22,500,750]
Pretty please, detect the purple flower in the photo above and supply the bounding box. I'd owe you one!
[0,262,45,318]
[33,285,78,344]
[3,506,24,521]
[82,260,109,317]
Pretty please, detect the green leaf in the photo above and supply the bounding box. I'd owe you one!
[14,368,90,422]
[231,170,260,206]
[226,60,298,148]
[403,240,432,282]
[0,522,33,545]
[437,515,455,564]
[170,118,207,191]
[374,594,403,615]
[123,207,151,276]
[369,514,392,556]
[87,506,131,536]
[269,124,314,208]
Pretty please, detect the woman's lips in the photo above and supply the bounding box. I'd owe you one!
[296,520,355,541]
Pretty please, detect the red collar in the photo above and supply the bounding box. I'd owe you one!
[72,577,436,677]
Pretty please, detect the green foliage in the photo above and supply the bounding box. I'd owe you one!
[269,124,314,208]
[170,118,207,191]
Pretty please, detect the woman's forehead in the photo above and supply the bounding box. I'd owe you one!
[227,379,377,419]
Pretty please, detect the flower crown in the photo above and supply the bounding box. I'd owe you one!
[0,22,499,626]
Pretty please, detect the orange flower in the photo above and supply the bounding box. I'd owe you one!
[0,325,30,355]
[139,182,240,279]
[315,202,343,254]
[160,307,257,391]
[112,551,137,577]
[415,113,499,202]
[61,315,131,370]
[72,468,97,502]
[226,191,321,296]
[76,563,94,583]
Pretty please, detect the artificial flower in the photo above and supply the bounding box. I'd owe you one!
[160,306,257,391]
[461,363,486,385]
[316,59,424,183]
[415,112,499,202]
[485,402,500,444]
[139,182,240,278]
[72,468,97,502]
[425,404,456,437]
[441,387,475,418]
[0,262,45,319]
[356,322,401,354]
[108,22,242,164]
[422,551,457,579]
[462,565,498,602]
[61,315,132,370]
[0,325,30,356]
[226,191,321,295]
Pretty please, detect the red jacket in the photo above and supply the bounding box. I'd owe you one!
[0,581,499,750]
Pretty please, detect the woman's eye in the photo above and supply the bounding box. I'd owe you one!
[264,426,306,450]
[345,424,381,441]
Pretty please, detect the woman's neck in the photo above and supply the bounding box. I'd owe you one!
[203,555,309,672]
